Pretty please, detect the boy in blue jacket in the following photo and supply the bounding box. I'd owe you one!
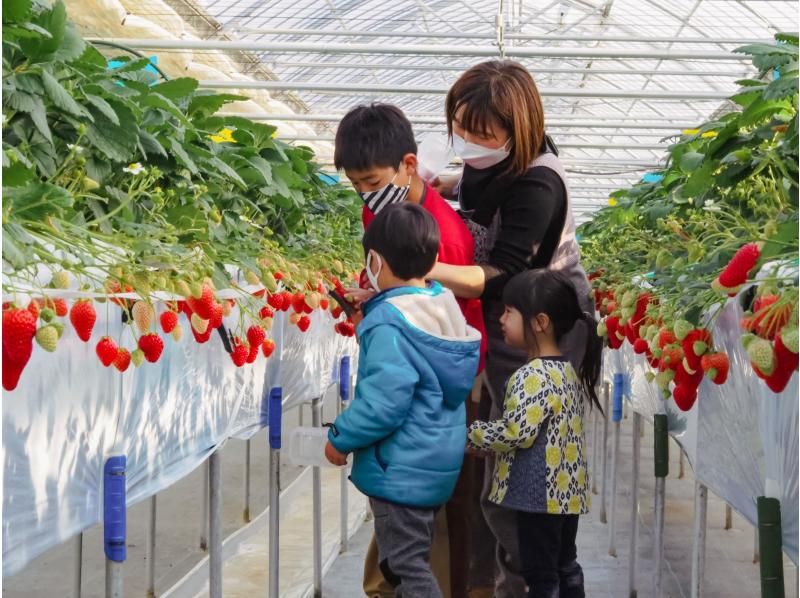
[325,203,481,598]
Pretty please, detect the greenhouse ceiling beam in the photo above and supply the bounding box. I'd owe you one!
[198,80,731,100]
[231,113,696,129]
[293,136,667,150]
[268,61,747,78]
[95,39,750,61]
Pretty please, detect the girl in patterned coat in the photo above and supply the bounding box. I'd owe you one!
[466,269,603,598]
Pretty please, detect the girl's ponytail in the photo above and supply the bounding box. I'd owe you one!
[579,311,604,414]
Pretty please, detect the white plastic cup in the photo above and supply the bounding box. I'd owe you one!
[288,426,348,468]
[417,134,453,183]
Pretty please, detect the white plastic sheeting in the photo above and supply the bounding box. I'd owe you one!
[609,298,798,563]
[2,300,355,577]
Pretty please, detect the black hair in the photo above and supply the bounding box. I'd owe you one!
[334,103,417,172]
[503,270,603,412]
[362,203,439,280]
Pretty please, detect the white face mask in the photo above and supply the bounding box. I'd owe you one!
[452,133,511,170]
[365,251,383,293]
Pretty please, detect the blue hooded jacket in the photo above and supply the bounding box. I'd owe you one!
[328,282,481,508]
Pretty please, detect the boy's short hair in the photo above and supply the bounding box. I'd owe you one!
[334,103,417,172]
[363,204,439,280]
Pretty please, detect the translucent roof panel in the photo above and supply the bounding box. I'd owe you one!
[132,0,797,221]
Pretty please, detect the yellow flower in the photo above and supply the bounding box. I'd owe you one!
[491,441,508,452]
[547,394,562,414]
[577,466,586,487]
[701,131,718,138]
[546,447,561,467]
[506,421,519,439]
[682,128,700,135]
[557,470,570,492]
[565,443,578,463]
[547,498,560,513]
[506,394,519,411]
[549,368,563,387]
[497,459,509,480]
[571,416,583,435]
[608,197,618,207]
[470,428,484,445]
[524,375,542,396]
[209,127,236,143]
[568,495,582,514]
[558,421,568,438]
[527,404,544,426]
[566,367,577,384]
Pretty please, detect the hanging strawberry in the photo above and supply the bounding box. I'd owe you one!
[96,336,119,367]
[69,300,97,342]
[138,333,164,363]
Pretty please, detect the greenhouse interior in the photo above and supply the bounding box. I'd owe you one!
[1,0,798,597]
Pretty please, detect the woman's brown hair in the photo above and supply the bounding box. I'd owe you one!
[445,60,545,178]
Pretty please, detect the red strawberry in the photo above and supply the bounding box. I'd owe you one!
[605,316,624,350]
[3,308,37,361]
[231,343,248,367]
[70,300,97,342]
[186,284,216,320]
[297,315,311,332]
[53,298,68,317]
[291,292,307,314]
[719,243,760,288]
[274,271,284,281]
[138,333,164,363]
[340,321,356,337]
[259,306,275,320]
[114,348,131,372]
[280,291,293,312]
[659,346,684,371]
[682,329,712,370]
[674,359,704,389]
[159,311,177,333]
[673,384,698,411]
[27,300,40,320]
[261,339,276,358]
[331,306,344,319]
[267,293,283,310]
[246,345,259,364]
[3,359,26,391]
[701,352,730,385]
[96,336,119,367]
[763,365,795,393]
[658,329,677,349]
[633,338,649,354]
[247,325,266,348]
[319,298,329,311]
[775,330,799,373]
[208,303,224,329]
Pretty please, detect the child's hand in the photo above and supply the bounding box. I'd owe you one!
[325,441,348,466]
[345,287,376,307]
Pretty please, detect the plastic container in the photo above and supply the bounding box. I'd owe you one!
[416,134,454,183]
[287,426,348,468]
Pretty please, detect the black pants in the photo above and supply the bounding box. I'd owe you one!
[517,512,585,598]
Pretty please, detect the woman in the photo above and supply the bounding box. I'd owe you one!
[430,60,594,598]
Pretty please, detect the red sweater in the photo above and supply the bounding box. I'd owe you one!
[361,185,486,369]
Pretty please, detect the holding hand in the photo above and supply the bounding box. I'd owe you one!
[325,441,349,466]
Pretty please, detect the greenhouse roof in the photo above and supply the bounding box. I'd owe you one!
[98,0,797,221]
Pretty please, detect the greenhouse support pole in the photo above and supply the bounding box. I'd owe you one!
[724,505,733,530]
[267,387,283,598]
[653,414,669,597]
[312,396,324,597]
[243,439,252,522]
[679,444,685,479]
[608,374,624,557]
[200,459,209,551]
[209,450,223,598]
[690,482,708,598]
[591,406,600,495]
[600,381,611,524]
[104,455,126,598]
[73,533,83,598]
[339,356,352,553]
[757,496,785,598]
[146,495,157,597]
[628,412,642,597]
[753,527,760,564]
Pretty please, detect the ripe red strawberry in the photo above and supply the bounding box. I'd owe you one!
[267,293,283,310]
[3,308,37,360]
[291,292,307,314]
[259,306,275,320]
[633,338,649,354]
[70,300,97,342]
[138,333,164,363]
[605,316,624,350]
[208,303,224,329]
[763,364,795,393]
[247,325,266,348]
[701,352,730,385]
[658,329,676,349]
[114,348,132,372]
[96,336,119,367]
[682,329,712,370]
[160,310,179,334]
[719,243,760,288]
[231,344,248,367]
[659,346,684,371]
[274,271,284,281]
[261,339,276,358]
[246,345,259,363]
[319,298,330,311]
[280,291,293,312]
[674,359,704,389]
[331,305,344,319]
[191,324,213,344]
[186,284,216,320]
[27,300,40,320]
[340,321,355,337]
[297,315,311,332]
[3,358,26,391]
[53,298,68,317]
[673,384,698,412]
[775,328,799,372]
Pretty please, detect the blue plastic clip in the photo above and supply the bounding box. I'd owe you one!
[612,373,624,423]
[268,387,283,449]
[103,455,127,562]
[339,356,351,402]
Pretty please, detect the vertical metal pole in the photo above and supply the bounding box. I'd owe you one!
[244,439,252,522]
[757,496,785,598]
[200,459,209,551]
[628,412,642,597]
[679,445,686,479]
[73,533,83,598]
[753,526,760,564]
[591,405,600,495]
[209,450,223,598]
[339,356,352,553]
[691,482,708,598]
[653,414,669,598]
[608,373,623,557]
[312,396,323,597]
[267,387,283,598]
[724,504,733,530]
[600,380,610,524]
[299,403,304,426]
[104,456,126,598]
[146,495,157,597]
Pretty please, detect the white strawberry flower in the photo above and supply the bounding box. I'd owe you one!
[123,162,145,175]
